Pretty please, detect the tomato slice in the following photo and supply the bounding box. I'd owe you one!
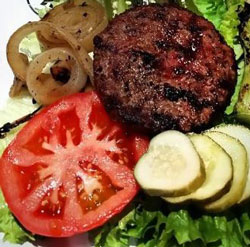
[0,91,149,237]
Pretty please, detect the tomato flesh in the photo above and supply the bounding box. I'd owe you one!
[76,164,118,213]
[0,92,149,237]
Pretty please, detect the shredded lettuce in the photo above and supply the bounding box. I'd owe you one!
[92,196,250,247]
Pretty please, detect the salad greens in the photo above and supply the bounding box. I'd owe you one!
[218,0,244,59]
[236,19,250,124]
[1,0,250,246]
[219,0,245,114]
[116,0,129,14]
[36,0,67,18]
[188,0,227,29]
[93,196,250,247]
[0,191,34,244]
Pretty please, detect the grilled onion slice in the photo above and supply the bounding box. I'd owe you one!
[26,47,87,105]
[7,21,93,84]
[41,0,108,52]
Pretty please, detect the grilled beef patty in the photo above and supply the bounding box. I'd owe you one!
[93,4,237,133]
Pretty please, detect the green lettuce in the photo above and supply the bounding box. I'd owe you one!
[221,0,245,114]
[0,90,38,244]
[93,196,250,247]
[218,0,244,60]
[225,58,245,115]
[36,0,67,18]
[191,0,227,29]
[0,191,35,244]
[102,0,129,20]
[236,19,250,124]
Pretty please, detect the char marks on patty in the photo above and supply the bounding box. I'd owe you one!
[94,4,237,133]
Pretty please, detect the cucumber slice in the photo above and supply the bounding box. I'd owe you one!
[163,134,233,204]
[211,124,250,203]
[134,130,205,197]
[203,131,248,212]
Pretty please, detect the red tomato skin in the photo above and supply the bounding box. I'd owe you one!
[0,91,149,237]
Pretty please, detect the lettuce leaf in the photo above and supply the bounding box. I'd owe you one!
[221,0,245,114]
[36,0,67,18]
[218,0,245,60]
[93,196,250,247]
[0,191,35,244]
[0,90,38,244]
[192,0,227,29]
[236,20,250,124]
[225,58,245,115]
[103,0,129,20]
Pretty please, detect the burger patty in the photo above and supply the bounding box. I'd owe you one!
[93,4,237,133]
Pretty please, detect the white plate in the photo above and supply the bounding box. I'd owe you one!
[0,1,91,246]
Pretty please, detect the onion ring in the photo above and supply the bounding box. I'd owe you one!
[9,77,25,97]
[7,21,93,83]
[26,47,87,105]
[41,0,108,52]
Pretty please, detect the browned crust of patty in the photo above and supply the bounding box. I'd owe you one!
[93,4,237,133]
